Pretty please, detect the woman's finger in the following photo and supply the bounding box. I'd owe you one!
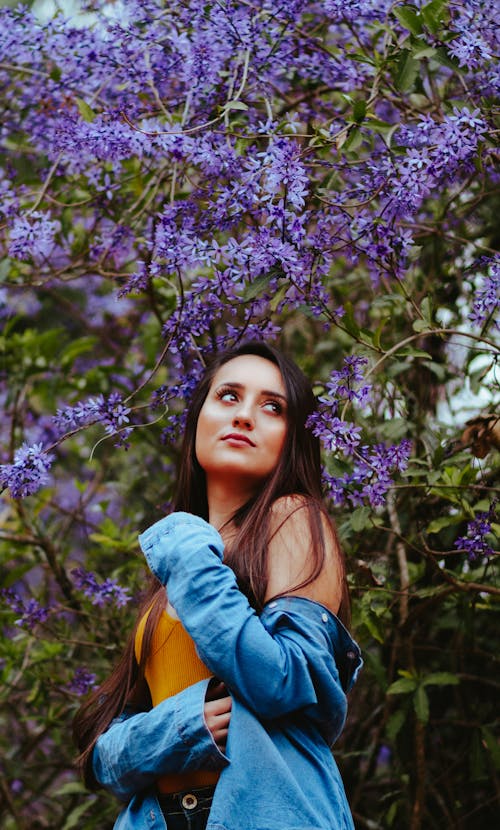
[205,695,232,717]
[205,680,228,701]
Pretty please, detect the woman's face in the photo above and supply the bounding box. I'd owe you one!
[195,354,288,491]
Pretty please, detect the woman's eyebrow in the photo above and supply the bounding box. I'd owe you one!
[261,389,287,402]
[216,381,287,401]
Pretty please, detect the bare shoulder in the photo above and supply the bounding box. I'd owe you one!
[266,494,343,613]
[269,493,310,530]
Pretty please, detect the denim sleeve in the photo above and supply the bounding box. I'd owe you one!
[139,513,327,719]
[93,677,228,801]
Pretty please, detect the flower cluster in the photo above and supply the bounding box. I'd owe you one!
[322,356,372,409]
[0,443,54,498]
[324,440,413,508]
[384,108,488,217]
[8,211,60,262]
[65,667,97,696]
[448,0,498,75]
[1,589,52,631]
[0,0,496,513]
[469,258,500,330]
[307,356,371,453]
[306,356,411,506]
[71,567,131,608]
[455,502,497,561]
[54,394,131,441]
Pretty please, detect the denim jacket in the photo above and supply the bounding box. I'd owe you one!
[93,512,362,830]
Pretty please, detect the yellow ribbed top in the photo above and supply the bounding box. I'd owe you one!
[135,608,220,793]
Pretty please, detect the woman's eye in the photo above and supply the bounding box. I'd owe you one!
[263,400,282,414]
[217,388,238,402]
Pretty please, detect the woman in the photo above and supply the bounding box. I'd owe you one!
[73,340,362,830]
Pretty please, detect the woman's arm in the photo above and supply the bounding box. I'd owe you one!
[139,511,348,719]
[93,677,229,801]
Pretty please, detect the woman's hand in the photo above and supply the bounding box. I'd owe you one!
[204,680,232,753]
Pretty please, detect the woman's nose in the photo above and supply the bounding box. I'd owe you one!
[232,407,254,429]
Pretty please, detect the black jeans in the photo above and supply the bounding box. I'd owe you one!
[158,786,215,830]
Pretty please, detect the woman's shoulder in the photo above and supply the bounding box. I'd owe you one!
[269,494,333,538]
[269,493,316,521]
[266,494,343,612]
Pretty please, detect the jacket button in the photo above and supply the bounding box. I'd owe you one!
[182,793,198,810]
[321,613,328,623]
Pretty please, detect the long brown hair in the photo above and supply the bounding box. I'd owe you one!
[73,340,350,786]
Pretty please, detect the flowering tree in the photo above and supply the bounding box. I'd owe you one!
[0,1,498,828]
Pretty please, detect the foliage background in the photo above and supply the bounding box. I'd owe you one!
[0,1,498,828]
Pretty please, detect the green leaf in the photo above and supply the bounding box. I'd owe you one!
[50,65,62,82]
[426,515,463,534]
[360,612,384,643]
[0,258,12,281]
[412,318,431,333]
[433,46,461,71]
[53,781,88,797]
[379,418,409,441]
[387,677,417,695]
[386,708,407,742]
[372,318,388,349]
[60,336,99,368]
[422,672,459,687]
[421,0,448,33]
[395,51,420,92]
[421,360,447,381]
[75,97,96,123]
[61,800,96,830]
[0,558,35,587]
[242,272,273,302]
[394,6,424,35]
[350,506,372,532]
[223,100,249,112]
[353,100,367,123]
[414,685,429,723]
[342,302,361,337]
[269,282,289,312]
[27,679,41,704]
[420,295,432,322]
[395,348,433,359]
[413,46,437,60]
[344,125,363,152]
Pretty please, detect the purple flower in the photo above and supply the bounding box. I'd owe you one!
[65,667,98,696]
[455,502,497,561]
[8,211,60,262]
[448,9,494,69]
[308,415,363,455]
[376,744,391,768]
[258,138,310,210]
[323,0,391,22]
[118,260,151,296]
[0,442,54,498]
[54,393,131,443]
[71,567,131,607]
[307,356,372,456]
[322,439,412,508]
[1,589,51,630]
[469,258,500,330]
[323,356,372,406]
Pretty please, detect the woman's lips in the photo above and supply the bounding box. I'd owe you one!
[222,433,256,447]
